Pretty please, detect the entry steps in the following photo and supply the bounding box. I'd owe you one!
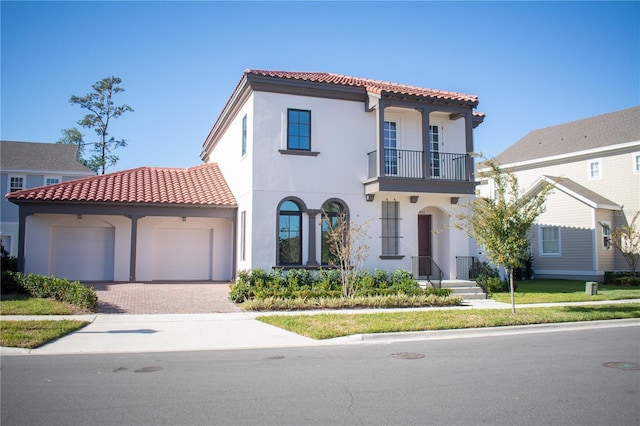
[419,279,486,300]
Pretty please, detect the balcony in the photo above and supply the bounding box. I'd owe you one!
[364,149,477,195]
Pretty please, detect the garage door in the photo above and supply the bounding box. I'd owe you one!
[152,228,212,280]
[50,226,115,281]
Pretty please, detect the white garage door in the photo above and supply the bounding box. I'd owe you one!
[153,228,212,280]
[51,226,115,281]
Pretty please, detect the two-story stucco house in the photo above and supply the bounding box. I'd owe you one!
[7,70,485,284]
[1,141,94,256]
[200,70,485,282]
[477,106,640,281]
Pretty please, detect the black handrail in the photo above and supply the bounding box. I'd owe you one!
[411,256,444,288]
[367,149,470,181]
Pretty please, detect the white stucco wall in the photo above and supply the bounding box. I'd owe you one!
[207,90,477,277]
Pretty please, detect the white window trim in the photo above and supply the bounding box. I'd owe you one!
[539,225,561,256]
[588,158,602,180]
[633,152,640,175]
[600,221,612,250]
[44,175,62,186]
[8,174,26,193]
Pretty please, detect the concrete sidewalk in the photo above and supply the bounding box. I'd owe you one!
[2,299,639,356]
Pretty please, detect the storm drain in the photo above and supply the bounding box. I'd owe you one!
[388,352,425,360]
[603,362,640,371]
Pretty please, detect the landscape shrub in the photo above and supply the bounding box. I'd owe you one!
[1,247,25,296]
[612,276,640,287]
[229,267,445,304]
[10,272,97,311]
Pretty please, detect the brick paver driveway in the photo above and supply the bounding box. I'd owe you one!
[89,281,241,314]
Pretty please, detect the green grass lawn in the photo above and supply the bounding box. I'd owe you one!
[258,303,640,339]
[0,320,89,348]
[491,279,640,304]
[1,295,91,349]
[1,296,78,315]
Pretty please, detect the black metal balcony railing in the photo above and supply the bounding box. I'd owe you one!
[367,149,470,181]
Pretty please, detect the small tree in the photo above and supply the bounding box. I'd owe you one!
[457,157,554,313]
[322,212,371,298]
[65,76,133,174]
[603,211,640,277]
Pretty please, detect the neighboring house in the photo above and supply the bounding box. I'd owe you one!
[1,141,94,256]
[477,106,640,281]
[7,69,485,283]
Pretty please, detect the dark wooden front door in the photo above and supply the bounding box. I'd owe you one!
[418,215,432,276]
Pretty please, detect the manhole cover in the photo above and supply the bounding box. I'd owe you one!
[603,362,640,371]
[389,352,425,360]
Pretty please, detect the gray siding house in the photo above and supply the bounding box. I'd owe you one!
[477,106,640,280]
[1,141,94,256]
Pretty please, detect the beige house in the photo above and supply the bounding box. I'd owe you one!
[477,106,640,280]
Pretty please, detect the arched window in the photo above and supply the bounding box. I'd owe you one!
[321,200,346,265]
[278,200,302,265]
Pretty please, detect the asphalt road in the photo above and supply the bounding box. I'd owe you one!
[2,324,638,426]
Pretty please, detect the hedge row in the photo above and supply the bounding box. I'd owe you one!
[10,272,98,311]
[241,294,462,311]
[229,268,452,303]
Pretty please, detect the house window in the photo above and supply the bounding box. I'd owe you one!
[287,109,311,150]
[240,211,246,261]
[278,200,302,265]
[381,201,400,256]
[430,125,440,177]
[321,200,346,265]
[384,121,397,175]
[633,153,640,174]
[45,177,60,186]
[601,221,611,250]
[241,115,247,156]
[588,159,601,179]
[9,176,24,193]
[540,225,561,256]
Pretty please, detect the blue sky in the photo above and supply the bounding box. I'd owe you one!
[2,1,639,172]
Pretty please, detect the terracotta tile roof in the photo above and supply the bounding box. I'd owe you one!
[6,163,237,207]
[246,69,481,105]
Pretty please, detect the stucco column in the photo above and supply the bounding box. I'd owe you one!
[128,215,142,281]
[306,209,321,266]
[464,112,474,181]
[377,100,386,177]
[16,210,28,273]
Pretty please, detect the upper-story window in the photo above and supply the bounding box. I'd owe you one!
[287,109,311,151]
[383,121,397,175]
[633,153,640,174]
[430,125,441,177]
[9,176,24,193]
[241,115,247,156]
[588,159,601,179]
[45,177,60,186]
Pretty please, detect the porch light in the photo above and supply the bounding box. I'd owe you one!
[181,216,187,222]
[366,194,375,202]
[410,196,419,203]
[77,214,82,219]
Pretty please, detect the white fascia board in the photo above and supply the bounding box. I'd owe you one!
[478,140,640,173]
[1,168,93,177]
[524,176,621,211]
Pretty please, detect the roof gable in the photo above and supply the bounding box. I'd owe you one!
[0,140,94,174]
[526,175,621,211]
[496,106,640,165]
[6,163,237,207]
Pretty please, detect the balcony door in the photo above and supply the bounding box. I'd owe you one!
[384,121,397,176]
[429,125,440,178]
[418,214,433,276]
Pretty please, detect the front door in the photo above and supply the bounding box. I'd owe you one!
[418,215,432,277]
